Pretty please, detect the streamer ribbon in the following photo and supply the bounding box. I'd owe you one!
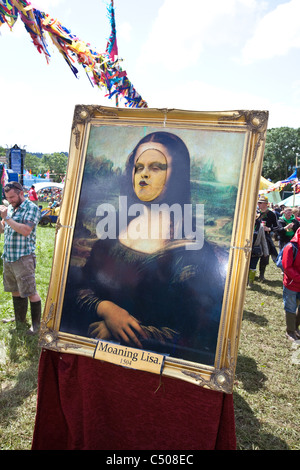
[0,0,148,108]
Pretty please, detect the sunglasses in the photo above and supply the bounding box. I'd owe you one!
[4,182,23,192]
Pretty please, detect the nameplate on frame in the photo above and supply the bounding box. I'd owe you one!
[94,340,166,375]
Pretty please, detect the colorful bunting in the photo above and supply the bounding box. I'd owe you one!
[292,182,300,194]
[259,170,298,194]
[0,0,148,108]
[1,164,8,186]
[106,0,118,61]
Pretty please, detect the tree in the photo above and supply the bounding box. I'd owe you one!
[0,146,7,158]
[262,127,300,181]
[24,153,44,175]
[24,152,68,182]
[43,153,68,182]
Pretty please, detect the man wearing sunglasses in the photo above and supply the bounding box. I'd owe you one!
[0,182,41,334]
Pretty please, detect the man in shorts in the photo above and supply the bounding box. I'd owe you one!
[0,182,41,334]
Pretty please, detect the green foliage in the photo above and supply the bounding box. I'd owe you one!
[0,146,7,158]
[263,127,300,181]
[191,157,217,182]
[24,151,68,182]
[84,153,115,178]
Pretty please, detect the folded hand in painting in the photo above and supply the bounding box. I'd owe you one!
[91,300,147,348]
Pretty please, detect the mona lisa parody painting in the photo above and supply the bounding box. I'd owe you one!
[40,106,268,392]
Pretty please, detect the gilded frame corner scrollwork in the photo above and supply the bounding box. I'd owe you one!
[219,109,269,162]
[72,105,119,149]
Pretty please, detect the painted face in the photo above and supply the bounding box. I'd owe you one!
[134,149,167,201]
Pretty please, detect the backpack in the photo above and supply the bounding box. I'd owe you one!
[251,221,263,257]
[275,241,298,271]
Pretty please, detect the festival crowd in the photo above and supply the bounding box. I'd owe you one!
[250,195,300,342]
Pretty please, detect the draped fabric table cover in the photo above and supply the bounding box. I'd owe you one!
[32,349,236,450]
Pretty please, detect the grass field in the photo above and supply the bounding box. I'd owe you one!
[0,225,299,450]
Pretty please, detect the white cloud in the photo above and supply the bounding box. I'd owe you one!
[118,22,132,43]
[30,0,63,11]
[141,78,299,129]
[241,0,300,63]
[0,16,25,37]
[137,0,259,71]
[0,71,107,153]
[292,80,300,102]
[143,78,268,110]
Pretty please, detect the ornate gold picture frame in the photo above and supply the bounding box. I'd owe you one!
[39,105,268,393]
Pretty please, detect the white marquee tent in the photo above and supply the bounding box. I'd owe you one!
[279,193,300,207]
[31,182,64,192]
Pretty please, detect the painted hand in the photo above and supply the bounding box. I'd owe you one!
[97,300,147,348]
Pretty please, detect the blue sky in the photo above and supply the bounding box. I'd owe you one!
[0,0,299,153]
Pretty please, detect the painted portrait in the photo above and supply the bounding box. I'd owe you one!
[59,124,244,367]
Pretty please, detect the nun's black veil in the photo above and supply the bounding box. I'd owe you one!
[117,131,193,239]
[122,131,191,208]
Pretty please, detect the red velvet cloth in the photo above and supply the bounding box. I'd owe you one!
[31,349,236,450]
